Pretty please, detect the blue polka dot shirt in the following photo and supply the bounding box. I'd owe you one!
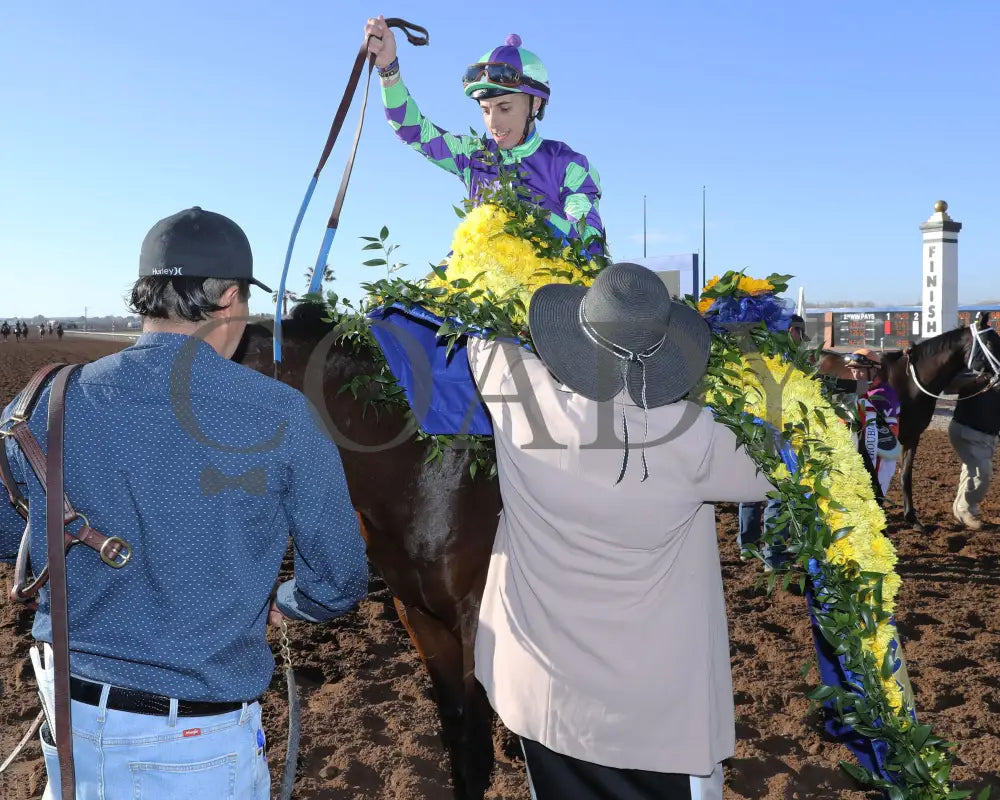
[0,332,367,702]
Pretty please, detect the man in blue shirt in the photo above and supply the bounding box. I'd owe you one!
[0,207,368,799]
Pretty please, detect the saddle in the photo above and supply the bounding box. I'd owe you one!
[0,363,132,800]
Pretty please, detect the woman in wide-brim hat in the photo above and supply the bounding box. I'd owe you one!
[467,262,773,800]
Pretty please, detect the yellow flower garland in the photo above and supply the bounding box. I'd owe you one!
[354,205,967,792]
[427,204,595,319]
[705,352,907,710]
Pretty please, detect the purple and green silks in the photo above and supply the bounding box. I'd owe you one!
[369,78,607,437]
[382,79,605,252]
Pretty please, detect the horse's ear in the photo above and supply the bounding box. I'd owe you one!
[976,311,991,329]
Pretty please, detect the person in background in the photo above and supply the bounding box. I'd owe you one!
[468,262,772,800]
[788,314,809,344]
[846,348,901,501]
[948,381,1000,530]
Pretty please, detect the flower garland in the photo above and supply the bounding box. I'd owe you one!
[323,193,988,798]
[698,272,983,798]
[425,203,596,321]
[698,272,777,314]
[704,347,904,710]
[421,136,607,322]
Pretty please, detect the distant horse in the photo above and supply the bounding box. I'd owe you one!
[13,324,22,342]
[876,314,1000,531]
[0,322,9,342]
[235,304,501,800]
[881,315,1000,530]
[815,321,1000,530]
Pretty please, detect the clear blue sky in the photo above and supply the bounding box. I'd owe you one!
[2,1,998,319]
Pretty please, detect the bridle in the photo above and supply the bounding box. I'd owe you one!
[907,324,1000,400]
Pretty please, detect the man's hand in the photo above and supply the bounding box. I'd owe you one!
[268,601,290,627]
[364,15,397,68]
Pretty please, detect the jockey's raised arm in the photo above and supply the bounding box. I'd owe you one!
[365,16,606,253]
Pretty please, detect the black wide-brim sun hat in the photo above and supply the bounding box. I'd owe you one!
[528,263,712,408]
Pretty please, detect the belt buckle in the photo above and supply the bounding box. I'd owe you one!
[100,537,132,568]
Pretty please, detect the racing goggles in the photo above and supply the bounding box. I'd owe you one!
[846,353,880,368]
[462,62,548,94]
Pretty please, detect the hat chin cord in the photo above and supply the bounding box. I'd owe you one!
[578,298,666,484]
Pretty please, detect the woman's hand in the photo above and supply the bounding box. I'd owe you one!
[364,15,397,68]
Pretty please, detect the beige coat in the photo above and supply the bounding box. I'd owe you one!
[468,339,772,775]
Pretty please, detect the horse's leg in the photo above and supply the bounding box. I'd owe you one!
[393,599,483,800]
[457,596,495,800]
[900,443,924,531]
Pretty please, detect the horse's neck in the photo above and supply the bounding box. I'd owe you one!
[317,345,416,449]
[916,343,970,393]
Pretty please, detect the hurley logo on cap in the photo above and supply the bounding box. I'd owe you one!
[152,266,184,276]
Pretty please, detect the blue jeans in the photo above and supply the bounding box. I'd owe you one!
[738,499,787,567]
[39,690,270,800]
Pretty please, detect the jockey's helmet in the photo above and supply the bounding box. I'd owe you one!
[849,348,882,369]
[463,34,549,116]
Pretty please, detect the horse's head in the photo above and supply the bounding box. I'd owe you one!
[817,349,853,380]
[964,313,1000,384]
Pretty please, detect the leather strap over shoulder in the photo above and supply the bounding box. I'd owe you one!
[3,365,131,604]
[0,363,66,518]
[46,364,79,799]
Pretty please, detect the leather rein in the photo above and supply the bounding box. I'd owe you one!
[272,18,429,375]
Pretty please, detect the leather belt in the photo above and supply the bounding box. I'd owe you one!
[69,677,245,718]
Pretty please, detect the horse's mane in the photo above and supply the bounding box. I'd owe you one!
[285,300,338,339]
[910,325,968,360]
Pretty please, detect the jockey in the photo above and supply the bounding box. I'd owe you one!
[847,348,901,498]
[365,16,606,254]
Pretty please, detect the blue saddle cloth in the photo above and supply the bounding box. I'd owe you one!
[367,304,494,435]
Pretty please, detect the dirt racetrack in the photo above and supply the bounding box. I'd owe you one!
[0,335,997,799]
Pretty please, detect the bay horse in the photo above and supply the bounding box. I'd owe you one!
[234,303,501,800]
[879,313,1000,531]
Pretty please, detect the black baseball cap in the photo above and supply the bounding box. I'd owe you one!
[789,313,810,341]
[138,207,272,292]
